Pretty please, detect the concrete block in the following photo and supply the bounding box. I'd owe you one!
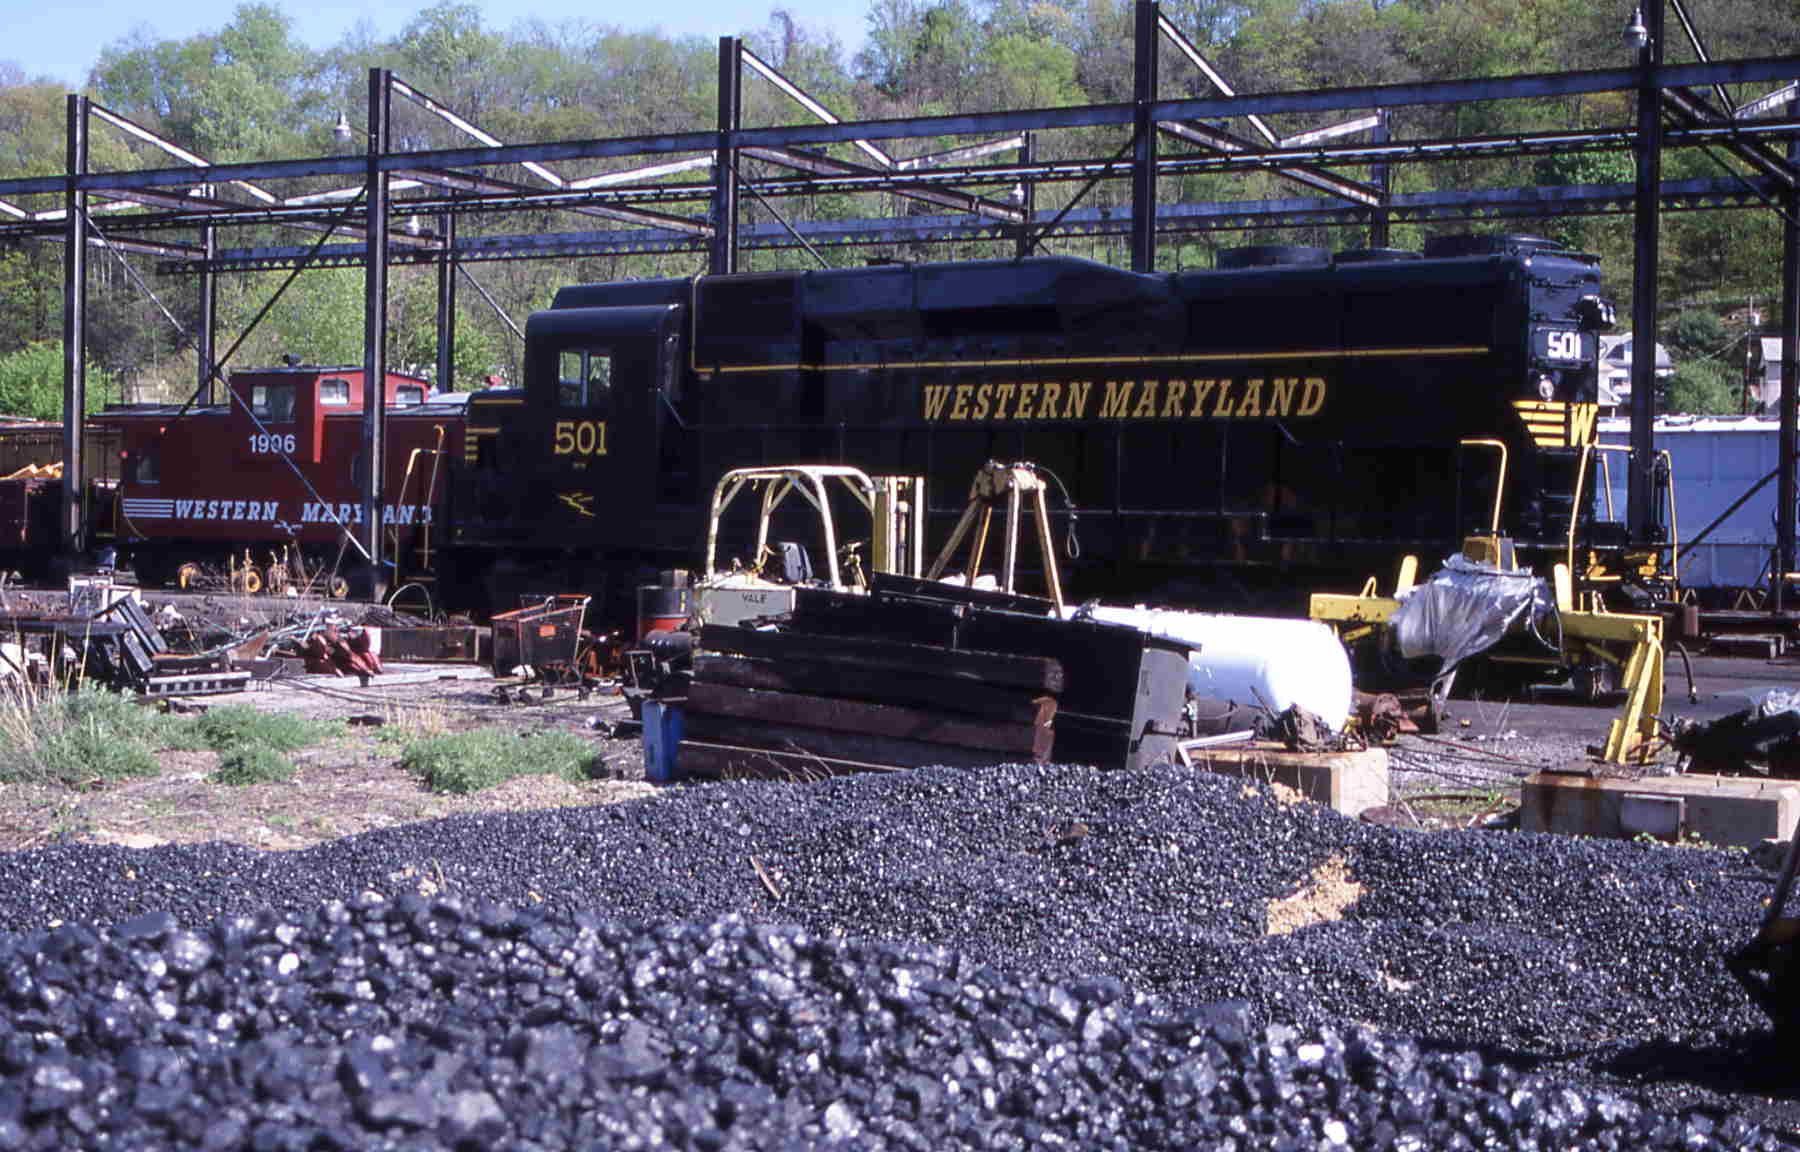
[1520,769,1800,849]
[1182,742,1389,819]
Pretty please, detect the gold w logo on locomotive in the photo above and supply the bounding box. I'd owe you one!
[921,376,1329,423]
[1512,400,1600,448]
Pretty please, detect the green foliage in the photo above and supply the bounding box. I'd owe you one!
[0,685,161,787]
[188,704,335,784]
[213,744,298,785]
[402,728,598,794]
[195,705,334,755]
[0,0,1787,382]
[1663,359,1740,416]
[1667,310,1728,361]
[0,342,118,421]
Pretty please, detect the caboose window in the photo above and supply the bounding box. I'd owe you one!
[320,379,351,406]
[131,447,159,485]
[251,383,297,423]
[558,349,612,408]
[394,385,425,407]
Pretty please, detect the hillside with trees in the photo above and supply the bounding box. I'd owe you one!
[0,0,1795,413]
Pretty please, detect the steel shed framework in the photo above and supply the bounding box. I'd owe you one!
[0,0,1797,603]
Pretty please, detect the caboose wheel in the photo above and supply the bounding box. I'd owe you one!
[176,563,202,590]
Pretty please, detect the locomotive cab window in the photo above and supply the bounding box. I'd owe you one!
[320,379,351,406]
[251,383,297,423]
[394,384,425,408]
[558,349,612,408]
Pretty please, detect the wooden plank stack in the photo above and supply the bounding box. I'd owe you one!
[673,623,1063,781]
[666,574,1196,781]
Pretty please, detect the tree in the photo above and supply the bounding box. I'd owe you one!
[1667,309,1729,362]
[1663,360,1738,416]
[0,342,117,421]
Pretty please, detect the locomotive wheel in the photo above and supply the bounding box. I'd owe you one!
[176,563,202,590]
[232,568,263,596]
[327,575,350,600]
[264,564,290,595]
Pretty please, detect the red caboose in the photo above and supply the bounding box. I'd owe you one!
[98,365,466,593]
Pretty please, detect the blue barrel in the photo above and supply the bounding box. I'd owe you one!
[641,699,686,784]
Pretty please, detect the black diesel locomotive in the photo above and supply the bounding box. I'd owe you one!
[445,233,1622,616]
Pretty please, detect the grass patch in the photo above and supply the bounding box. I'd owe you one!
[196,705,338,786]
[195,706,333,755]
[373,701,453,747]
[213,744,298,786]
[0,683,162,787]
[402,728,598,794]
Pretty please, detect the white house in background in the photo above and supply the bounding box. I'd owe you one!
[1597,333,1673,409]
[1754,336,1789,414]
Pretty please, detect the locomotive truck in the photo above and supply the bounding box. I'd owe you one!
[439,232,1632,621]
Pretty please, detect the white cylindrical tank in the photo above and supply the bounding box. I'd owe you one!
[1082,606,1353,731]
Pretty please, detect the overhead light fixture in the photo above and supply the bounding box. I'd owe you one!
[1624,5,1649,53]
[333,111,354,144]
[404,215,423,236]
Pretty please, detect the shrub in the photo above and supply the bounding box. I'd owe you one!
[213,744,297,786]
[402,728,597,794]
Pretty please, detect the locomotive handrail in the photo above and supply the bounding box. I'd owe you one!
[1567,442,1681,596]
[1456,438,1508,535]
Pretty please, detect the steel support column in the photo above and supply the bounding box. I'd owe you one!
[1627,0,1665,545]
[1777,97,1799,611]
[1129,0,1159,273]
[60,95,88,563]
[1015,132,1036,261]
[198,225,217,404]
[1370,111,1391,248]
[362,68,391,598]
[436,211,457,392]
[711,38,741,276]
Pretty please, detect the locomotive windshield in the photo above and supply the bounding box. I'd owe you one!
[557,349,612,408]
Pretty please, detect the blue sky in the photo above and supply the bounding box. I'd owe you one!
[4,0,870,90]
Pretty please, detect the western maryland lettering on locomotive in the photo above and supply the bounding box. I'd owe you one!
[443,233,1620,616]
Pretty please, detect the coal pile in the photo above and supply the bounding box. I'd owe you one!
[0,761,1796,1143]
[0,905,1787,1150]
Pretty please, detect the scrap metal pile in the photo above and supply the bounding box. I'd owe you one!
[0,581,474,697]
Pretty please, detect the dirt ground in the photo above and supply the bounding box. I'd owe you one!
[0,662,655,854]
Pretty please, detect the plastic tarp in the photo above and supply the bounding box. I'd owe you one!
[1392,554,1558,687]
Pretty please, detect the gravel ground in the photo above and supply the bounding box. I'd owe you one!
[0,759,1794,1148]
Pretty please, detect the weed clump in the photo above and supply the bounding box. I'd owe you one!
[402,729,598,794]
[0,684,161,787]
[214,744,298,786]
[196,705,338,786]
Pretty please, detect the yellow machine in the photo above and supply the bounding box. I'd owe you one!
[924,461,1067,614]
[1311,434,1671,765]
[1734,826,1800,1037]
